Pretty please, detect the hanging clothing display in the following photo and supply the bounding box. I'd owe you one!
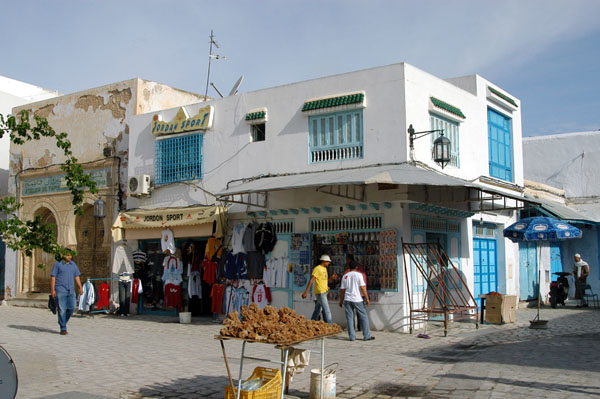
[97,282,110,310]
[131,278,143,304]
[161,228,176,255]
[112,244,135,275]
[231,223,246,254]
[242,222,258,252]
[78,280,95,311]
[188,271,202,298]
[205,236,223,261]
[264,256,289,288]
[252,282,272,309]
[164,283,182,311]
[202,257,218,284]
[210,284,225,314]
[225,252,248,280]
[246,251,265,279]
[132,249,147,264]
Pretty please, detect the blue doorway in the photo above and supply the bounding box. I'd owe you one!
[550,243,562,275]
[519,242,538,300]
[473,237,498,308]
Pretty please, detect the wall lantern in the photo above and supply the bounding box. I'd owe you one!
[408,124,451,169]
[94,198,106,219]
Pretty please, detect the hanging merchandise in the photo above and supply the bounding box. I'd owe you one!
[78,280,96,312]
[264,256,288,288]
[255,222,277,254]
[224,252,248,280]
[246,251,266,279]
[205,236,223,261]
[161,228,176,255]
[131,278,143,304]
[96,282,110,310]
[242,222,258,252]
[231,222,246,254]
[252,282,272,309]
[211,283,226,314]
[188,269,202,299]
[162,254,183,286]
[202,256,218,284]
[164,283,182,311]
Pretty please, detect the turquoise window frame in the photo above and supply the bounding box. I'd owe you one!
[487,108,513,182]
[308,109,364,163]
[155,133,204,185]
[430,114,459,167]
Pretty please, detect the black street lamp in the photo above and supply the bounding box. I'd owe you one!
[408,124,451,169]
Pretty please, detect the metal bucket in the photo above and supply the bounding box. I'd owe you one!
[310,363,337,399]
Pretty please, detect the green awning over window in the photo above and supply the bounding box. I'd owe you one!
[430,97,466,119]
[302,93,364,112]
[488,87,518,107]
[245,111,266,121]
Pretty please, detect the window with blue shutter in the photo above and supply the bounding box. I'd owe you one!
[155,133,203,185]
[487,108,513,181]
[308,109,363,163]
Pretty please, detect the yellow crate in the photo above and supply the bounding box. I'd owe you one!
[225,367,283,399]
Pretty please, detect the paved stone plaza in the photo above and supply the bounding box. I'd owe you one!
[1,303,599,399]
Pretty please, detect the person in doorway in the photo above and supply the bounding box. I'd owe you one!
[50,249,83,335]
[344,254,367,331]
[302,254,337,324]
[572,253,590,307]
[339,260,373,341]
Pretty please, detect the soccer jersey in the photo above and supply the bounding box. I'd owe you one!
[211,284,225,314]
[164,283,182,311]
[97,283,110,310]
[252,283,272,309]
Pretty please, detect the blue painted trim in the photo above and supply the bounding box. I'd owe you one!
[308,109,364,164]
[358,203,367,210]
[289,209,299,215]
[257,211,267,217]
[383,202,392,209]
[346,204,356,211]
[301,208,310,214]
[311,207,321,213]
[369,202,380,210]
[323,206,332,213]
[280,209,289,215]
[269,210,278,216]
[487,108,514,182]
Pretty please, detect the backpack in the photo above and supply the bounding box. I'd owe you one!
[254,222,277,254]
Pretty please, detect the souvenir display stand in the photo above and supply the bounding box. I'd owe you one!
[216,332,340,399]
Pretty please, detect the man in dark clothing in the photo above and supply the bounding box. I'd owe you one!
[50,250,83,335]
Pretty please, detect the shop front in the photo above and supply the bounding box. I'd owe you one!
[114,205,226,316]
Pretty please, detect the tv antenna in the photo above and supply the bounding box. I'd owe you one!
[204,29,226,99]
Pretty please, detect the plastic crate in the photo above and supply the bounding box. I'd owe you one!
[225,367,283,399]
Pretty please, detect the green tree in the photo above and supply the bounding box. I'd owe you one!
[0,110,98,262]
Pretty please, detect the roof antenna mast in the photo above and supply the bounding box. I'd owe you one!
[204,29,226,100]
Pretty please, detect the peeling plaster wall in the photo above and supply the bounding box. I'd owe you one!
[136,79,205,115]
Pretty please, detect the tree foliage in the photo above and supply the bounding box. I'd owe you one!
[0,110,98,262]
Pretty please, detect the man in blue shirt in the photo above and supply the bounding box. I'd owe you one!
[50,250,83,335]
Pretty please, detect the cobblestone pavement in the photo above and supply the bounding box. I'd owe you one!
[1,303,599,399]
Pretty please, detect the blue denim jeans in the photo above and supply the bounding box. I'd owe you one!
[311,293,332,324]
[344,300,371,340]
[56,291,76,331]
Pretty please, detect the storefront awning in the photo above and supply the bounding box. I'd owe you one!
[115,205,226,230]
[217,163,537,212]
[526,196,596,224]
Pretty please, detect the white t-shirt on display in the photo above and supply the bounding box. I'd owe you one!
[340,271,366,303]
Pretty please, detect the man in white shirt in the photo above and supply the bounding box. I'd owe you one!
[338,260,374,341]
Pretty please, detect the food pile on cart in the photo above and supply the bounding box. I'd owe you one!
[220,303,342,344]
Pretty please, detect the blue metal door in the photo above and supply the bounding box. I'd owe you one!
[519,242,538,300]
[473,237,498,308]
[550,243,562,276]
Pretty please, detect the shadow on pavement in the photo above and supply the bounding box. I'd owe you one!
[439,373,600,397]
[132,375,232,398]
[7,324,59,334]
[36,392,113,399]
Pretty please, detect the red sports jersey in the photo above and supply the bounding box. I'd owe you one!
[164,283,182,311]
[210,284,225,314]
[252,283,272,309]
[96,283,110,310]
[131,278,141,304]
[202,258,218,284]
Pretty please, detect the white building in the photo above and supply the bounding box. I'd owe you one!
[523,131,600,300]
[0,76,59,300]
[125,62,529,331]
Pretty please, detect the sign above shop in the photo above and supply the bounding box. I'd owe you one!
[151,105,214,136]
[117,205,224,229]
[22,168,111,197]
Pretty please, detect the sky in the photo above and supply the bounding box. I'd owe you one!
[1,0,599,141]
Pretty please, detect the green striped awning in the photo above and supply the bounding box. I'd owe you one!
[245,111,266,121]
[302,93,364,112]
[430,97,466,119]
[488,87,517,107]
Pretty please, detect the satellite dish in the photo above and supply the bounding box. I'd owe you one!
[228,75,244,96]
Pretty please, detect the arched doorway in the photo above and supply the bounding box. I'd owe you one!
[74,205,108,279]
[32,208,58,292]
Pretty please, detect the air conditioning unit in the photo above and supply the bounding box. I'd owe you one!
[128,175,151,196]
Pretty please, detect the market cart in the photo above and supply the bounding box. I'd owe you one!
[216,332,340,399]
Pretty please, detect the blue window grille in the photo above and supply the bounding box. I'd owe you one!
[308,109,363,163]
[155,133,203,185]
[430,114,459,167]
[487,108,513,181]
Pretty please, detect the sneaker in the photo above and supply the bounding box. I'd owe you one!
[60,330,68,335]
[364,336,375,341]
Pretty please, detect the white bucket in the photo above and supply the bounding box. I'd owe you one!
[179,312,192,324]
[310,363,337,399]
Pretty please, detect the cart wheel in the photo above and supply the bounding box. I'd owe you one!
[444,330,448,337]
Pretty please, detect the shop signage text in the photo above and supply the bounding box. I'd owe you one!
[22,168,111,197]
[151,105,214,136]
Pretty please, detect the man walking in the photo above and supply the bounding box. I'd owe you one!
[50,250,83,335]
[302,254,336,324]
[573,253,590,307]
[339,260,374,341]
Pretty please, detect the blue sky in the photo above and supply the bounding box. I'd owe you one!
[1,0,599,137]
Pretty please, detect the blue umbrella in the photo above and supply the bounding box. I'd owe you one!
[503,216,582,327]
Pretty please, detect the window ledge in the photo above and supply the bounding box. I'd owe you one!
[487,87,518,113]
